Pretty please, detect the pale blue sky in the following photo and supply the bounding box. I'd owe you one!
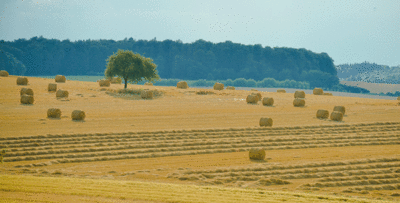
[1,0,399,66]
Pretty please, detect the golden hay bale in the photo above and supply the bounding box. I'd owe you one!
[20,88,33,96]
[144,82,153,86]
[333,106,346,115]
[48,83,57,92]
[213,82,224,90]
[20,94,34,104]
[56,89,69,98]
[226,86,235,90]
[99,79,111,87]
[259,117,273,127]
[251,92,262,101]
[249,148,266,160]
[110,77,122,84]
[330,111,343,121]
[316,109,329,119]
[294,91,305,98]
[71,110,85,121]
[277,89,286,93]
[323,93,333,96]
[55,75,66,83]
[141,90,153,99]
[246,94,259,104]
[313,88,324,95]
[293,98,305,107]
[0,70,9,77]
[397,96,400,100]
[262,97,274,106]
[177,81,188,89]
[47,108,61,118]
[16,77,28,85]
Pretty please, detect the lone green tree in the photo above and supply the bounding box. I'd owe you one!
[105,49,160,89]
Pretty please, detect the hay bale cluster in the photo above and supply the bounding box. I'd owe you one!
[71,110,85,121]
[144,82,153,86]
[141,90,153,99]
[246,94,258,104]
[177,81,188,89]
[48,83,57,92]
[330,111,343,121]
[20,88,33,96]
[293,98,305,107]
[226,86,235,90]
[333,106,346,115]
[259,117,273,127]
[277,89,286,93]
[47,108,61,118]
[213,82,224,90]
[55,75,66,83]
[262,97,274,106]
[20,94,34,104]
[316,109,329,119]
[0,70,9,77]
[313,88,324,95]
[294,91,305,98]
[249,148,266,160]
[99,79,111,87]
[56,89,69,98]
[16,77,28,85]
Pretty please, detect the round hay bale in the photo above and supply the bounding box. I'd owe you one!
[323,93,333,96]
[20,94,34,104]
[47,108,61,118]
[333,106,346,115]
[313,88,324,95]
[246,94,258,104]
[177,81,188,89]
[141,90,153,99]
[277,89,286,93]
[71,110,85,121]
[48,83,57,92]
[251,92,262,101]
[294,91,305,98]
[0,70,9,77]
[330,111,343,121]
[110,77,122,84]
[56,89,69,98]
[226,86,235,90]
[55,75,66,83]
[316,109,329,119]
[16,77,28,85]
[213,82,224,90]
[144,82,153,86]
[293,98,305,107]
[99,79,111,87]
[249,148,266,160]
[259,117,273,127]
[20,88,33,96]
[397,96,400,100]
[262,97,274,106]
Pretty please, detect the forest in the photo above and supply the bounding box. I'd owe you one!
[0,36,340,89]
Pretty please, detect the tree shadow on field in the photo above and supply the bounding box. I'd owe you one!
[47,117,61,120]
[249,159,268,163]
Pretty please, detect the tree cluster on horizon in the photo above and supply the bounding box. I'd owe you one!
[1,36,339,88]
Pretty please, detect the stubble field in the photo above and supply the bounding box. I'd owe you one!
[0,76,399,202]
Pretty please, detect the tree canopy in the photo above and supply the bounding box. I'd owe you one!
[105,49,160,88]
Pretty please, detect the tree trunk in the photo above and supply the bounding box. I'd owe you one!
[124,78,127,89]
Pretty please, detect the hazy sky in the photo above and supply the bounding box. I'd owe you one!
[1,0,399,66]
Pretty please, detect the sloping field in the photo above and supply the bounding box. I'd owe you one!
[1,76,400,202]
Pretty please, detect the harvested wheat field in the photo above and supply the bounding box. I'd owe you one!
[1,76,400,202]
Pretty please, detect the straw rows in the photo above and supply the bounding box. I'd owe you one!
[1,122,399,167]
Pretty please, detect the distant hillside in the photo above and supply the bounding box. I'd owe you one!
[336,62,400,84]
[0,36,339,88]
